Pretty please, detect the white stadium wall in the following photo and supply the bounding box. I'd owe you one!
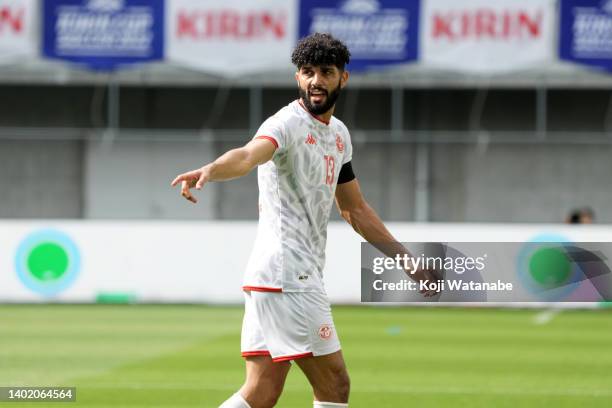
[1,221,611,305]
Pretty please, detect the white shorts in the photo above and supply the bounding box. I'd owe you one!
[240,290,341,362]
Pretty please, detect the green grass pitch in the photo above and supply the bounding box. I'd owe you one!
[1,305,612,407]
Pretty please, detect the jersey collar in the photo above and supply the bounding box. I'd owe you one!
[297,99,331,126]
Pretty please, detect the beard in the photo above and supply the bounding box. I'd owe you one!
[299,80,342,116]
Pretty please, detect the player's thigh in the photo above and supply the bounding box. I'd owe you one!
[244,355,292,391]
[294,350,350,396]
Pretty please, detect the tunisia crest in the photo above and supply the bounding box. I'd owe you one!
[336,135,345,153]
[319,324,332,340]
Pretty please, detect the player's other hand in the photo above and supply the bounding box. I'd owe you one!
[408,268,443,298]
[171,166,209,204]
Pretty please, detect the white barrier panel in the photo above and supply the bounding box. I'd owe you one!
[1,221,611,304]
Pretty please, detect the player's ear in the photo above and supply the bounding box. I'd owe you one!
[295,70,300,85]
[340,70,349,89]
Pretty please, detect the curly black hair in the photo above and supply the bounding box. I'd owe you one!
[291,33,351,70]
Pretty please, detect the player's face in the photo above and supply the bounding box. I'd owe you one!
[296,65,349,115]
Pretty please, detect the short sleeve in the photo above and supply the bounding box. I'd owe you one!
[253,116,286,151]
[341,127,353,165]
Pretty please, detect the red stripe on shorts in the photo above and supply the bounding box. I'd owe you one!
[242,350,271,358]
[242,286,282,292]
[272,352,314,362]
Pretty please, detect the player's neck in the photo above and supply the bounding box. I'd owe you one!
[299,98,334,125]
[318,107,334,124]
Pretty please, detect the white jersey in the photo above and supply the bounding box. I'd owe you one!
[243,100,353,292]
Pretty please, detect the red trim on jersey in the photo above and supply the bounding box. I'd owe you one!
[272,352,314,362]
[242,350,271,358]
[298,99,330,125]
[254,135,279,149]
[242,286,283,292]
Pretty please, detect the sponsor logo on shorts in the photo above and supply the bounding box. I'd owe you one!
[318,324,333,340]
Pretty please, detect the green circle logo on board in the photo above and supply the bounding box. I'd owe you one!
[517,234,578,301]
[528,247,572,288]
[27,243,70,281]
[15,229,81,296]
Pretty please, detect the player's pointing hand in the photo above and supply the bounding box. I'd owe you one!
[171,167,209,204]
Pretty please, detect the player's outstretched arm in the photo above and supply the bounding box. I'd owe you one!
[335,179,439,296]
[335,179,401,250]
[170,138,276,204]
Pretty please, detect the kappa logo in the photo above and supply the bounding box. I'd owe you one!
[318,324,333,340]
[305,133,317,145]
[336,134,345,153]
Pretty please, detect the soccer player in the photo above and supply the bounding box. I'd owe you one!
[171,33,437,408]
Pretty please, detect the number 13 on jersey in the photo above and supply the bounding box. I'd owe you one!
[324,155,335,186]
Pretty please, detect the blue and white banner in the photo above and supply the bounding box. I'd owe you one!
[299,0,420,71]
[559,0,612,71]
[43,0,164,71]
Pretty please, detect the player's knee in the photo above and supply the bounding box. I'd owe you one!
[263,381,284,407]
[335,370,350,401]
[243,378,284,408]
[315,368,350,402]
[253,393,281,408]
